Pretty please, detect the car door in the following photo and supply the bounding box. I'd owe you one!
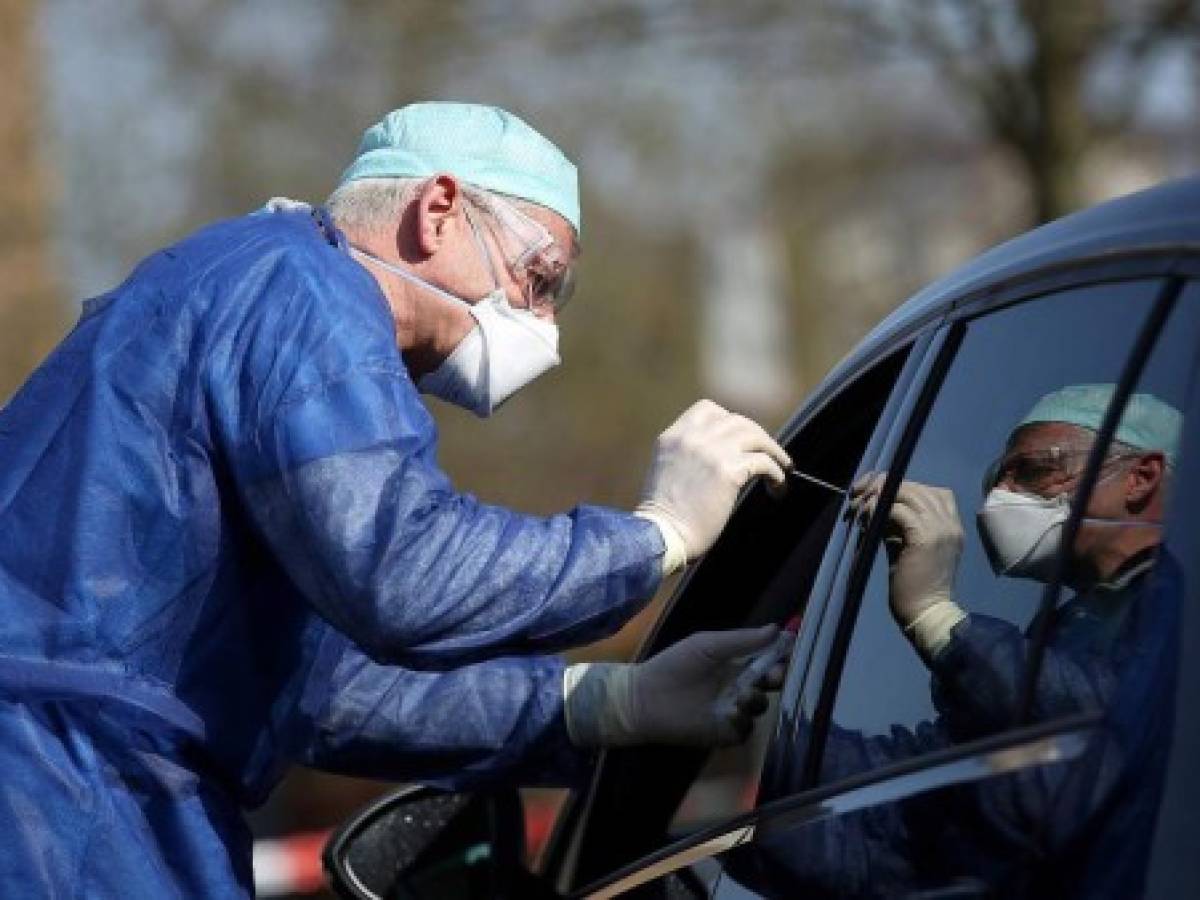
[566,270,1200,899]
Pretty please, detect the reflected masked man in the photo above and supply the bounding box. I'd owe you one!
[766,385,1182,898]
[0,103,791,897]
[854,385,1179,736]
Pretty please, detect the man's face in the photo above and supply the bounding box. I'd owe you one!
[990,422,1098,500]
[459,194,578,324]
[989,421,1165,580]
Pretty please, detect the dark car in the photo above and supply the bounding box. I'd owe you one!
[323,176,1200,899]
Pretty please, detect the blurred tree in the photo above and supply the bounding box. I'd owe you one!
[486,0,1198,224]
[837,0,1200,222]
[139,0,480,220]
[0,0,67,400]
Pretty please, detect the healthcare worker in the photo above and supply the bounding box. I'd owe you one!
[758,385,1181,898]
[0,102,792,896]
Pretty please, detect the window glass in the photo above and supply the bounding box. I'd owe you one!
[823,281,1170,761]
[1143,286,1200,896]
[563,347,912,891]
[665,350,911,836]
[731,279,1199,898]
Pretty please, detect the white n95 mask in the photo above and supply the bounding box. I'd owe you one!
[416,290,560,417]
[976,482,1160,583]
[976,488,1071,582]
[351,248,561,417]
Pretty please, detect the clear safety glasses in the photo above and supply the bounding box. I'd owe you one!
[981,443,1140,497]
[461,186,577,314]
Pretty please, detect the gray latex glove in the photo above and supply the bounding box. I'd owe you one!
[564,625,794,749]
[636,401,791,572]
[849,475,966,656]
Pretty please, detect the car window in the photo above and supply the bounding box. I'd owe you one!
[667,347,920,835]
[725,278,1199,898]
[609,279,1199,900]
[557,345,916,891]
[819,280,1175,771]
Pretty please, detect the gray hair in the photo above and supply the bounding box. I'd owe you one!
[325,177,424,236]
[325,177,580,257]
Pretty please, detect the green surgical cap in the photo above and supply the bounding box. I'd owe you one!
[1019,383,1183,465]
[338,102,581,234]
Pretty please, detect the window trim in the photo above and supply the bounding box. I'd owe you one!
[767,325,954,796]
[944,249,1195,326]
[797,319,966,790]
[765,335,937,707]
[799,272,1176,794]
[808,249,1197,423]
[572,713,1099,900]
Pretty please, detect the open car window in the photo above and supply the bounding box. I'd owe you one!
[556,343,916,891]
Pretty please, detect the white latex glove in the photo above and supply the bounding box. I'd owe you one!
[563,625,794,748]
[636,400,791,573]
[849,475,967,657]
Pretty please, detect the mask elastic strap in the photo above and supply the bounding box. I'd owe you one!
[350,246,474,311]
[463,205,504,291]
[1077,516,1163,530]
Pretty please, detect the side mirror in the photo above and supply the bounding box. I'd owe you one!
[322,785,560,899]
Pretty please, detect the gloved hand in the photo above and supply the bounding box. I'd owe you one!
[563,625,793,748]
[849,475,966,657]
[636,401,791,573]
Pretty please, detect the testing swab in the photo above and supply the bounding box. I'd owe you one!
[786,468,848,497]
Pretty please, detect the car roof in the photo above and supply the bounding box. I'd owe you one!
[792,175,1200,434]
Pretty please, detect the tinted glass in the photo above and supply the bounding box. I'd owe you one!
[823,281,1167,762]
[1143,285,1200,897]
[733,279,1199,898]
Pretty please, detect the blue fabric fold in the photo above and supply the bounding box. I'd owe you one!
[0,206,661,896]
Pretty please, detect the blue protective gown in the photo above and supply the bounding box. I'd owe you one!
[752,550,1178,898]
[0,207,664,896]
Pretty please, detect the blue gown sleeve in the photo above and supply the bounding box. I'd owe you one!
[209,231,664,668]
[927,613,1114,740]
[289,628,590,789]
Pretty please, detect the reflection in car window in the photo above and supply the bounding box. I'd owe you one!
[753,280,1199,898]
[825,282,1167,752]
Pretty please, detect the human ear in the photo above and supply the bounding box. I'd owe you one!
[413,174,461,256]
[1125,452,1166,510]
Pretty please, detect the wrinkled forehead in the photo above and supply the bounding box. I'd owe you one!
[1005,421,1096,455]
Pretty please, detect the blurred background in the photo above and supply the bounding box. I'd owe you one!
[2,0,1197,894]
